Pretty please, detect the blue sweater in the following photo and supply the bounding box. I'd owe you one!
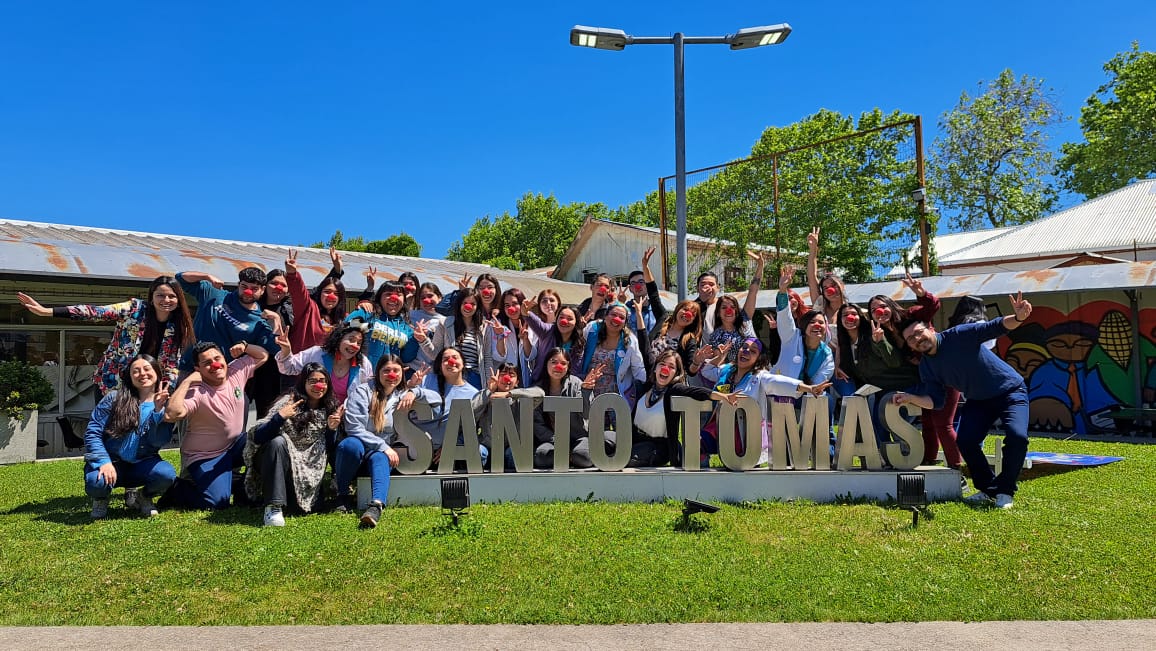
[918,318,1024,409]
[177,274,279,370]
[84,393,171,469]
[346,308,419,368]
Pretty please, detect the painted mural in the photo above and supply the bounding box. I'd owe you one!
[996,301,1156,434]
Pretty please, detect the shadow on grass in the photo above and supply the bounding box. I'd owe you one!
[202,506,264,528]
[1018,464,1088,482]
[3,495,133,526]
[419,517,482,538]
[671,513,713,534]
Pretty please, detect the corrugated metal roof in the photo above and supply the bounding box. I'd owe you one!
[883,225,1015,278]
[938,179,1156,264]
[736,260,1156,309]
[0,219,596,304]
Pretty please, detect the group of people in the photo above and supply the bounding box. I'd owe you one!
[18,232,1035,528]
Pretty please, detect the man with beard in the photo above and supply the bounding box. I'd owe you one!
[164,341,268,509]
[176,266,280,370]
[892,291,1034,510]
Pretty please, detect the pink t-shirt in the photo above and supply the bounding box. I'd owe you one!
[180,356,257,467]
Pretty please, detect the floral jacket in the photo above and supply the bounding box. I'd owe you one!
[56,298,182,393]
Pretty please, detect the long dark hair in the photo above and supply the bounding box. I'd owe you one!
[648,349,686,386]
[139,276,194,361]
[105,354,162,438]
[712,293,748,330]
[284,362,339,430]
[311,276,348,324]
[595,304,634,347]
[451,288,483,345]
[433,346,464,396]
[537,347,572,393]
[497,287,525,330]
[835,304,871,379]
[474,273,502,313]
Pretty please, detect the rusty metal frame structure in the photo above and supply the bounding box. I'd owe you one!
[657,117,927,288]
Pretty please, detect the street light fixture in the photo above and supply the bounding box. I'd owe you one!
[570,23,792,300]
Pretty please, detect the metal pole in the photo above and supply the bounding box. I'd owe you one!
[914,116,930,276]
[657,178,670,289]
[674,32,688,302]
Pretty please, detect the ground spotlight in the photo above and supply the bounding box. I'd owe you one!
[897,473,928,527]
[440,477,470,525]
[683,499,720,517]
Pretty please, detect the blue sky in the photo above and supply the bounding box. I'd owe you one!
[1,2,1151,258]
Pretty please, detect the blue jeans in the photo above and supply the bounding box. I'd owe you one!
[333,437,392,504]
[956,385,1029,496]
[169,434,247,509]
[84,455,176,499]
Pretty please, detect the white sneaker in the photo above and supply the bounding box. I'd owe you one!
[994,493,1014,510]
[756,449,770,468]
[138,494,159,517]
[263,505,285,527]
[124,487,140,510]
[91,499,109,519]
[963,490,994,505]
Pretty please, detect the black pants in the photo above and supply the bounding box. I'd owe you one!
[256,436,321,511]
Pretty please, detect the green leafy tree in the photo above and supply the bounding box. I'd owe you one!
[1058,42,1156,198]
[655,108,921,283]
[310,229,367,252]
[929,69,1064,230]
[365,233,422,257]
[447,193,615,270]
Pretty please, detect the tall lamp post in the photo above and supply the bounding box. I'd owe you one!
[570,23,792,301]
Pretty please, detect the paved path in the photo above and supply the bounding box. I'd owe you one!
[4,621,1154,650]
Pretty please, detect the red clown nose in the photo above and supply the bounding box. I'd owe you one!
[311,382,326,392]
[242,289,255,298]
[421,297,436,306]
[873,307,887,319]
[824,286,838,297]
[209,362,224,371]
[552,363,567,372]
[610,316,625,326]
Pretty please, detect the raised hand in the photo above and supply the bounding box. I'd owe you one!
[458,273,473,291]
[279,397,305,420]
[15,292,51,317]
[521,296,537,316]
[581,361,607,390]
[641,245,656,267]
[693,345,716,365]
[152,385,170,409]
[229,343,247,359]
[762,312,777,330]
[329,245,342,273]
[871,319,885,343]
[285,249,299,275]
[1009,291,1032,322]
[275,330,291,354]
[615,282,628,304]
[779,263,796,293]
[327,404,345,430]
[807,226,820,252]
[365,265,378,283]
[407,365,429,389]
[413,319,428,344]
[487,368,500,392]
[206,274,225,289]
[902,271,926,298]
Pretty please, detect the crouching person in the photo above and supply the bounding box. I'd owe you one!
[335,354,437,528]
[163,341,267,509]
[244,362,342,527]
[84,355,177,519]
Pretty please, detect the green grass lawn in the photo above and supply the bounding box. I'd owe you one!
[1,438,1153,625]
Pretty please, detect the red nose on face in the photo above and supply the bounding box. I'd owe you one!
[506,306,519,316]
[559,318,572,327]
[610,316,625,326]
[597,288,609,296]
[242,290,255,298]
[209,362,224,371]
[385,373,400,382]
[387,293,402,302]
[681,311,695,320]
[481,289,494,297]
[723,308,735,316]
[500,375,516,384]
[421,297,436,306]
[552,363,567,372]
[311,382,326,392]
[873,307,887,319]
[347,344,360,353]
[404,284,415,292]
[824,286,838,297]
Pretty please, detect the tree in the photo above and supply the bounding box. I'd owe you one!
[365,233,422,257]
[446,193,615,270]
[929,69,1064,230]
[1058,42,1156,198]
[309,230,422,257]
[646,108,921,283]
